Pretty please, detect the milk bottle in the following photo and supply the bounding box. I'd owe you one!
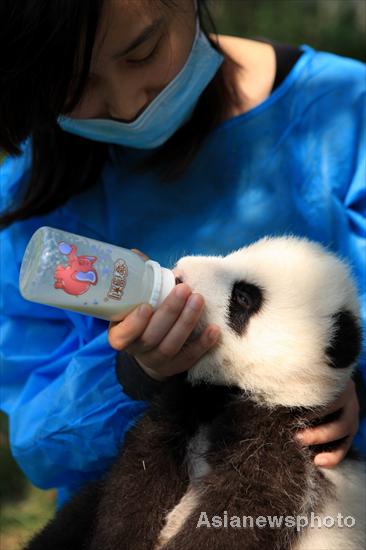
[19,226,176,322]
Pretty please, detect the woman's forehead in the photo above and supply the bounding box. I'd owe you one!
[92,0,169,61]
[91,0,191,68]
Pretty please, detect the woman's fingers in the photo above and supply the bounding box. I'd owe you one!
[296,413,350,447]
[297,383,359,447]
[147,292,204,358]
[108,303,154,350]
[145,324,221,377]
[130,248,149,261]
[295,379,360,468]
[314,437,352,468]
[129,284,193,354]
[108,284,203,356]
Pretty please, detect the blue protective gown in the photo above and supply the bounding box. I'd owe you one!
[1,44,365,506]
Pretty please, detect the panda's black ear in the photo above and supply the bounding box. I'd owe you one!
[326,310,362,369]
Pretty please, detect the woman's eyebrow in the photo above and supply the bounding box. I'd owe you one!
[112,17,164,59]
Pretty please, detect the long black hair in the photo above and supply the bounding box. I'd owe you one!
[0,0,242,229]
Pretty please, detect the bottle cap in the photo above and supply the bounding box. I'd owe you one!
[158,267,176,307]
[146,260,175,309]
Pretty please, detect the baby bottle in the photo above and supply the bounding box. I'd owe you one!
[19,226,176,322]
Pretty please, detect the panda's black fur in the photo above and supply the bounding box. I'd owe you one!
[24,237,365,550]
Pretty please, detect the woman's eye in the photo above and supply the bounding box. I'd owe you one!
[127,37,161,66]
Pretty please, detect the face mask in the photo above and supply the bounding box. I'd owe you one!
[57,18,224,149]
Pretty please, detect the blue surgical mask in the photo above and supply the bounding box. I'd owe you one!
[57,19,224,149]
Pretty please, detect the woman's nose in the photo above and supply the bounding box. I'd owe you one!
[106,80,150,122]
[108,100,149,123]
[106,76,161,122]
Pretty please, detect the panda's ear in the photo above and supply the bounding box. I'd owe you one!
[325,310,362,369]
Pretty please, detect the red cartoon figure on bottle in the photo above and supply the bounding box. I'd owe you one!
[54,242,98,296]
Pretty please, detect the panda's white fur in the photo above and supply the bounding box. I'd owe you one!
[297,461,366,550]
[158,235,365,550]
[174,235,361,408]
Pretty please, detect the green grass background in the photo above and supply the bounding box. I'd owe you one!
[0,413,54,550]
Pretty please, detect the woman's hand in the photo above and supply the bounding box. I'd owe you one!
[295,379,360,468]
[108,249,221,382]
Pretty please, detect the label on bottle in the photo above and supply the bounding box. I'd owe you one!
[106,259,128,301]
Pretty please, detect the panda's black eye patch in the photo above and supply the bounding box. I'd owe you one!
[228,281,263,335]
[326,310,362,369]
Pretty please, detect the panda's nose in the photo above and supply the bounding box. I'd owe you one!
[173,267,183,285]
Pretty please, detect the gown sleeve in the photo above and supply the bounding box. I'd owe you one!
[347,144,366,454]
[332,77,366,453]
[0,147,148,494]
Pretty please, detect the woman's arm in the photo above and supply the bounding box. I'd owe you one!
[1,152,147,493]
[296,74,366,464]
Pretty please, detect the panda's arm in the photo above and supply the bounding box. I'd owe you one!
[116,349,168,401]
[88,403,190,550]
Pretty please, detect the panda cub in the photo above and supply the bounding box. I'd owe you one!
[25,236,365,550]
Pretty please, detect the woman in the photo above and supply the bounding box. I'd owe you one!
[0,0,364,508]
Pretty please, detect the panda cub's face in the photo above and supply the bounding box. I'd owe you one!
[173,236,362,408]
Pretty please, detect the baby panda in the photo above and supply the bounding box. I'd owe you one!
[25,236,365,550]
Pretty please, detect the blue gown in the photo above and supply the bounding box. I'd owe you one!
[1,44,365,506]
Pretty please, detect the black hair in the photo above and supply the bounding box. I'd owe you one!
[0,0,242,228]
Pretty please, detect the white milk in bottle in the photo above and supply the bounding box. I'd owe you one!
[19,226,175,322]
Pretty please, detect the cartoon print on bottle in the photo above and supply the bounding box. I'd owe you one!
[54,242,98,296]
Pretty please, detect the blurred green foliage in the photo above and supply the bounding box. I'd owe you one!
[209,0,365,61]
[0,415,27,503]
[0,412,55,550]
